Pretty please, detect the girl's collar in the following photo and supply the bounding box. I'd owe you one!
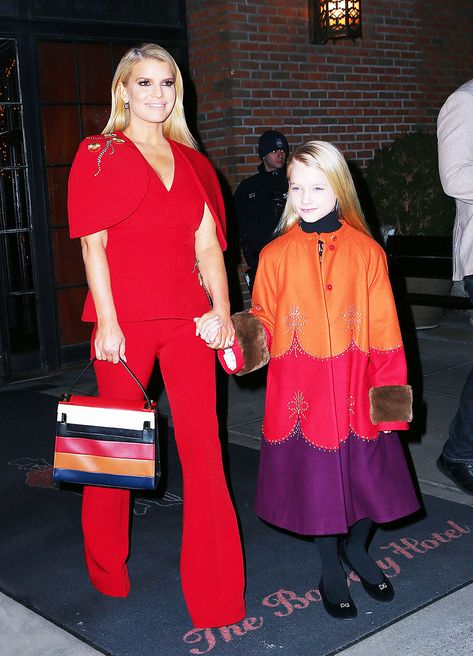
[299,207,340,234]
[290,218,349,242]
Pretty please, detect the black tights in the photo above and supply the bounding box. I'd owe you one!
[316,534,347,603]
[315,519,382,603]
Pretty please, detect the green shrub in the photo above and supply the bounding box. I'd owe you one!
[365,132,455,236]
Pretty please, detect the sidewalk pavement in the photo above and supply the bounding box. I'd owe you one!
[2,310,473,656]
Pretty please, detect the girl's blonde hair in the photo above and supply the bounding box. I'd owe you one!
[277,140,370,235]
[102,43,197,149]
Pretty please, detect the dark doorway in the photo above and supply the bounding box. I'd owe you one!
[0,2,188,384]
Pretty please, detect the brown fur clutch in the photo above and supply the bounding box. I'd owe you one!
[232,311,270,376]
[369,385,413,424]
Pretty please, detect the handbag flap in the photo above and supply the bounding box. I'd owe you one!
[64,394,154,411]
[58,395,156,430]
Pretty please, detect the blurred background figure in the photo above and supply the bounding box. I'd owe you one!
[234,130,289,292]
[437,78,473,493]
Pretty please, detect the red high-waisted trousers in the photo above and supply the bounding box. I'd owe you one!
[82,319,246,627]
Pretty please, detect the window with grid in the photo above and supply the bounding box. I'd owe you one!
[0,39,39,359]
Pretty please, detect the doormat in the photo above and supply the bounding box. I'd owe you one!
[1,390,473,656]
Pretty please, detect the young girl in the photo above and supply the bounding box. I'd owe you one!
[218,140,420,620]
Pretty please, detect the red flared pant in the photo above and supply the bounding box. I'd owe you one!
[82,319,246,627]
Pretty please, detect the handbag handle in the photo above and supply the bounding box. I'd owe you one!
[62,357,154,409]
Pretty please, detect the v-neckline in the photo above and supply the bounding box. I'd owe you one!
[119,131,175,193]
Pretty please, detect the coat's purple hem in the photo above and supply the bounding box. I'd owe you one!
[255,427,420,536]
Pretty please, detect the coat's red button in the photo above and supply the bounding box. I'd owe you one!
[329,244,335,251]
[327,284,333,290]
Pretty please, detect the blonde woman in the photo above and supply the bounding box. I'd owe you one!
[220,141,419,619]
[68,43,245,628]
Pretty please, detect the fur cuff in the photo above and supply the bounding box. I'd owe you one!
[232,311,270,375]
[369,385,413,424]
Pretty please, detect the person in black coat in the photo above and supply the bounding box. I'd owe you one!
[234,130,289,291]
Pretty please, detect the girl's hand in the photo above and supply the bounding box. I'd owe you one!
[194,309,235,350]
[382,430,392,434]
[197,315,222,344]
[95,321,126,364]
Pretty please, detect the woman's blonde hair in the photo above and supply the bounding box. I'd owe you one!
[102,43,197,149]
[277,140,370,235]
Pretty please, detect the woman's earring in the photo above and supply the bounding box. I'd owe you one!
[124,101,129,110]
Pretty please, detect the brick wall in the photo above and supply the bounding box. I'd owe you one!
[186,0,473,187]
[185,0,473,308]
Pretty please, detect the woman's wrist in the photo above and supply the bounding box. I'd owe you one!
[211,299,230,314]
[97,315,119,329]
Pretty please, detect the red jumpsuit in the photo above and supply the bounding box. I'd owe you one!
[68,132,245,628]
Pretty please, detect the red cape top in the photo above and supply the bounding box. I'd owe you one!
[68,133,226,322]
[68,132,226,249]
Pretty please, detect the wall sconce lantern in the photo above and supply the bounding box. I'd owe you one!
[309,0,362,44]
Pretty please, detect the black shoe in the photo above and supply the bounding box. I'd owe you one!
[340,543,394,603]
[437,454,473,495]
[318,577,357,620]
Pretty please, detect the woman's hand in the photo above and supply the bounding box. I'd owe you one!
[194,204,235,350]
[194,308,235,350]
[94,321,126,363]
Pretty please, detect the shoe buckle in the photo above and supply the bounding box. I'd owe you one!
[340,602,350,608]
[378,582,387,590]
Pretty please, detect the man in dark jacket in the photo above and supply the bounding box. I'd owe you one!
[234,130,289,291]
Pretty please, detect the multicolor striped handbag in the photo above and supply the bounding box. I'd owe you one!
[53,358,159,490]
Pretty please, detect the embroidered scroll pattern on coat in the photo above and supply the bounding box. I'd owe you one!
[285,305,306,335]
[285,305,306,357]
[348,394,356,416]
[342,304,362,337]
[287,390,309,421]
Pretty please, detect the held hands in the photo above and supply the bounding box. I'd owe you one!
[194,308,235,350]
[94,321,126,364]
